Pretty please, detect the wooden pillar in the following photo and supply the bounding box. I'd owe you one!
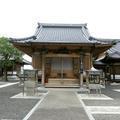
[80,52,84,87]
[79,52,92,88]
[32,52,42,69]
[41,52,45,85]
[84,53,93,87]
[112,65,115,81]
[61,57,63,78]
[84,53,92,70]
[85,71,89,87]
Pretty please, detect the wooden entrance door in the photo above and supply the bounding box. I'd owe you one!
[50,57,74,78]
[45,56,80,87]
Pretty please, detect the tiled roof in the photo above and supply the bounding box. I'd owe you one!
[10,23,104,44]
[97,41,120,62]
[107,41,120,58]
[34,23,90,43]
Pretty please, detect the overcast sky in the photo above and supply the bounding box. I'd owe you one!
[0,0,120,39]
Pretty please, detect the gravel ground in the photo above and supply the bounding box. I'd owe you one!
[0,84,39,120]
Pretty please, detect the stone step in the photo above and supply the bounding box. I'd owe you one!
[45,83,80,88]
[48,78,79,84]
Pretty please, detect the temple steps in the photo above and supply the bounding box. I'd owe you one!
[45,78,80,87]
[45,83,80,88]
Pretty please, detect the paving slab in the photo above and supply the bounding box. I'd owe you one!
[93,114,120,120]
[28,90,90,120]
[77,84,120,120]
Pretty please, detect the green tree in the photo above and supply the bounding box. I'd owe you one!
[0,37,22,81]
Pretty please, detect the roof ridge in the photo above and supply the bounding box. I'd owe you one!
[37,22,87,28]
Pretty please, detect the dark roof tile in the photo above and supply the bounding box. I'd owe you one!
[10,23,112,45]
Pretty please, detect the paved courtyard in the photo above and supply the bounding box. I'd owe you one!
[0,81,120,120]
[77,83,120,120]
[0,82,39,120]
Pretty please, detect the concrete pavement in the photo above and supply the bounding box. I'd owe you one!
[0,83,39,120]
[28,89,90,120]
[1,81,120,120]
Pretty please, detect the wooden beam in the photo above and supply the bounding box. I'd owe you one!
[45,53,79,58]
